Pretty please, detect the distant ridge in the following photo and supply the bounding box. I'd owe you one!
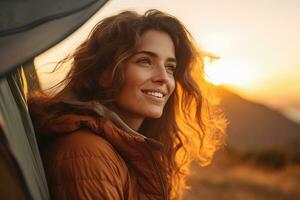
[213,85,300,152]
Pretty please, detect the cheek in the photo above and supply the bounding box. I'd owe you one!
[118,82,139,101]
[118,69,147,98]
[123,66,149,89]
[168,79,176,97]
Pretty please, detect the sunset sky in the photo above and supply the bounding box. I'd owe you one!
[35,0,300,122]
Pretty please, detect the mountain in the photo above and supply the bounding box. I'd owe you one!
[213,85,300,152]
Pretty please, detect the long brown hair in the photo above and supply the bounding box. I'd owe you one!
[30,10,227,199]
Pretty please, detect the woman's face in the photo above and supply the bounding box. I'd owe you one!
[113,30,176,129]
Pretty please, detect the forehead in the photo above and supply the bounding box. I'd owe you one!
[136,30,175,59]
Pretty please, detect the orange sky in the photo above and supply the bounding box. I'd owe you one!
[35,0,300,122]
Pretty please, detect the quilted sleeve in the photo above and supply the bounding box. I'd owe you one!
[42,130,129,200]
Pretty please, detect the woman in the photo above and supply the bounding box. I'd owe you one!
[29,9,227,200]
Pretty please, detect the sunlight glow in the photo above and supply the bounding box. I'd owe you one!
[204,58,260,90]
[198,32,260,90]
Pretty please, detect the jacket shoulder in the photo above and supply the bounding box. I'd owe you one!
[43,130,129,199]
[44,129,122,161]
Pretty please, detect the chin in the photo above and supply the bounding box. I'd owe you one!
[145,109,163,118]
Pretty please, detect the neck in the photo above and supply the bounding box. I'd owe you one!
[106,103,144,131]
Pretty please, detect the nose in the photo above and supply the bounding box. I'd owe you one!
[152,63,170,85]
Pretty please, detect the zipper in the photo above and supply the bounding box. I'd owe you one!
[146,144,168,200]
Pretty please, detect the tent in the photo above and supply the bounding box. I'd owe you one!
[0,0,108,199]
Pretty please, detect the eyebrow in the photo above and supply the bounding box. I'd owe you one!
[136,50,177,63]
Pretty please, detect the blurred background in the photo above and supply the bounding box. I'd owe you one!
[34,0,300,199]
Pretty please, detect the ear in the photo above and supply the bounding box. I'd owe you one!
[98,70,112,87]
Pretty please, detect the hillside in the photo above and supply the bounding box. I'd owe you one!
[214,86,300,151]
[184,85,300,200]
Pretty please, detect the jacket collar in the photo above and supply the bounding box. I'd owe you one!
[39,100,168,199]
[62,100,163,149]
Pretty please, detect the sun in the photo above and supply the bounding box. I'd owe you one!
[198,32,261,90]
[204,58,259,90]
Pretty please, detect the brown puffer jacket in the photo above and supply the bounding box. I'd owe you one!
[31,100,169,200]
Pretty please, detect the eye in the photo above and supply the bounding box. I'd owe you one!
[165,63,176,74]
[137,57,152,66]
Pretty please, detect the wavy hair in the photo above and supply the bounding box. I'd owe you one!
[30,10,227,199]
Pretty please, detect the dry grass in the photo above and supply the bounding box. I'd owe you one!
[184,151,300,200]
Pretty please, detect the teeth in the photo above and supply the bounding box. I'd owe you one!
[145,91,163,98]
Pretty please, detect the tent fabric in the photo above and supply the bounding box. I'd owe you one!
[0,0,107,78]
[0,1,108,198]
[0,126,32,199]
[0,68,50,199]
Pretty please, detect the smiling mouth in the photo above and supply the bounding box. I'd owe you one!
[142,90,166,98]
